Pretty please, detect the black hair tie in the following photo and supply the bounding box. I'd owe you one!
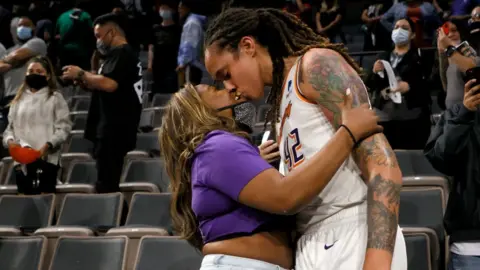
[339,124,358,148]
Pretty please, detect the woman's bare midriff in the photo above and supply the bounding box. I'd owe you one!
[202,230,293,269]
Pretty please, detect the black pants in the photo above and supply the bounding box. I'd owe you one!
[380,115,431,150]
[15,160,59,195]
[93,139,128,194]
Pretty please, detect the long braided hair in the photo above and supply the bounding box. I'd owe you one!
[205,8,361,131]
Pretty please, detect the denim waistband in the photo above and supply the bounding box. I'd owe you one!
[201,254,289,270]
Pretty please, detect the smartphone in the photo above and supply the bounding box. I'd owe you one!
[261,131,271,145]
[456,41,477,58]
[465,66,480,89]
[442,22,450,35]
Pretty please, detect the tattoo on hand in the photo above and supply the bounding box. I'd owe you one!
[306,50,369,128]
[355,135,398,168]
[367,174,402,253]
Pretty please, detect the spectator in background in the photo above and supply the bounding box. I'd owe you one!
[437,20,478,109]
[61,13,142,194]
[177,0,207,85]
[381,0,441,48]
[0,5,13,49]
[148,1,181,95]
[3,56,71,194]
[0,16,47,125]
[56,2,95,71]
[425,79,480,270]
[361,0,393,51]
[315,0,345,43]
[450,0,480,21]
[468,6,480,51]
[366,18,431,149]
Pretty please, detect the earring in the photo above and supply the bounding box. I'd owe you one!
[234,92,242,101]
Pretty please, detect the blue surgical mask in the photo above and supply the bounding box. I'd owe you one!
[159,10,173,21]
[391,28,410,45]
[17,26,33,41]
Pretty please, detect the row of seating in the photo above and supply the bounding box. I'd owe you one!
[0,235,202,270]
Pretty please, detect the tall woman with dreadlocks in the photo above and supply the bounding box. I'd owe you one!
[203,8,407,270]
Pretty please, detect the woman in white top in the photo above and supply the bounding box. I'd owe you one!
[3,56,72,194]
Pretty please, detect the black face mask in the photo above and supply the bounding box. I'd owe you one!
[25,74,48,90]
[217,101,256,133]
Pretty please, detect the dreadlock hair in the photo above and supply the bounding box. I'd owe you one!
[205,8,361,132]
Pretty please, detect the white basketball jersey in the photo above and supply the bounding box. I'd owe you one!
[277,57,367,234]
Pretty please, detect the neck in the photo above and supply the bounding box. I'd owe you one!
[395,43,410,53]
[111,37,128,47]
[162,20,175,26]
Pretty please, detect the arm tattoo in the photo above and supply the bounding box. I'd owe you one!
[354,135,398,168]
[305,49,401,255]
[367,174,402,252]
[306,50,369,128]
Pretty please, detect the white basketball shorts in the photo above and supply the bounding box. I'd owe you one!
[295,204,407,270]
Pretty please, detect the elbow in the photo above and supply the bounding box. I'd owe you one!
[273,191,311,216]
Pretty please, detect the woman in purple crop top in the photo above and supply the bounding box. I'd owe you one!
[159,84,382,270]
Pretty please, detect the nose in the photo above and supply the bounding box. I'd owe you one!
[223,80,236,92]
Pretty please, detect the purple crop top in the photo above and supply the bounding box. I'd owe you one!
[191,130,290,244]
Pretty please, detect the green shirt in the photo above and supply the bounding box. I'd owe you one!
[56,9,93,53]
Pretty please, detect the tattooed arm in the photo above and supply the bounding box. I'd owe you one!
[298,48,403,269]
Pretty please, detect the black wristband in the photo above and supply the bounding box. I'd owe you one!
[340,124,358,147]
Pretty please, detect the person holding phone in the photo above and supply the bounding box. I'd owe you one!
[437,20,480,109]
[425,79,480,270]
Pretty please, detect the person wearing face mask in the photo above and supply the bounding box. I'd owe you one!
[366,17,431,149]
[147,1,181,96]
[0,16,47,128]
[436,20,480,109]
[61,13,142,194]
[3,56,71,194]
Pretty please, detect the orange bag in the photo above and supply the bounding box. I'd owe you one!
[9,145,41,164]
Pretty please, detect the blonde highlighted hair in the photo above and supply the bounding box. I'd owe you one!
[158,84,249,249]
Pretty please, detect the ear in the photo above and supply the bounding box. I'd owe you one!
[238,36,256,57]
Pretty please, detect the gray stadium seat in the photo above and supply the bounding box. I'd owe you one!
[0,194,55,236]
[60,131,94,182]
[151,94,172,107]
[403,227,440,270]
[55,161,97,212]
[134,236,203,270]
[0,236,47,270]
[72,98,91,112]
[256,104,271,124]
[138,109,155,132]
[35,193,124,269]
[126,132,160,161]
[49,236,128,270]
[70,111,88,131]
[119,159,170,203]
[399,184,446,270]
[68,95,90,110]
[107,193,171,269]
[395,150,444,177]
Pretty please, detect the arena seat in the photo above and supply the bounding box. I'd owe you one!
[0,236,47,270]
[55,161,97,213]
[0,194,55,236]
[134,236,203,270]
[255,104,271,124]
[70,111,88,131]
[126,132,160,161]
[72,98,91,112]
[395,150,445,177]
[107,193,171,269]
[399,184,446,270]
[403,227,439,270]
[119,159,169,203]
[60,131,94,182]
[49,236,128,270]
[68,95,90,110]
[151,94,172,107]
[35,193,124,269]
[138,109,155,132]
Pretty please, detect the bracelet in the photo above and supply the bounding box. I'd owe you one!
[339,124,358,147]
[76,70,85,81]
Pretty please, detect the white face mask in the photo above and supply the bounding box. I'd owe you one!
[391,28,411,45]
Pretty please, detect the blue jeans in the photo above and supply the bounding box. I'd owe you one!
[448,252,480,270]
[200,254,289,270]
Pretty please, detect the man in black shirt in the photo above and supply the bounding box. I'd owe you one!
[62,13,142,193]
[147,1,181,95]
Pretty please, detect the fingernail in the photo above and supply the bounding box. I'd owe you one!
[346,88,351,95]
